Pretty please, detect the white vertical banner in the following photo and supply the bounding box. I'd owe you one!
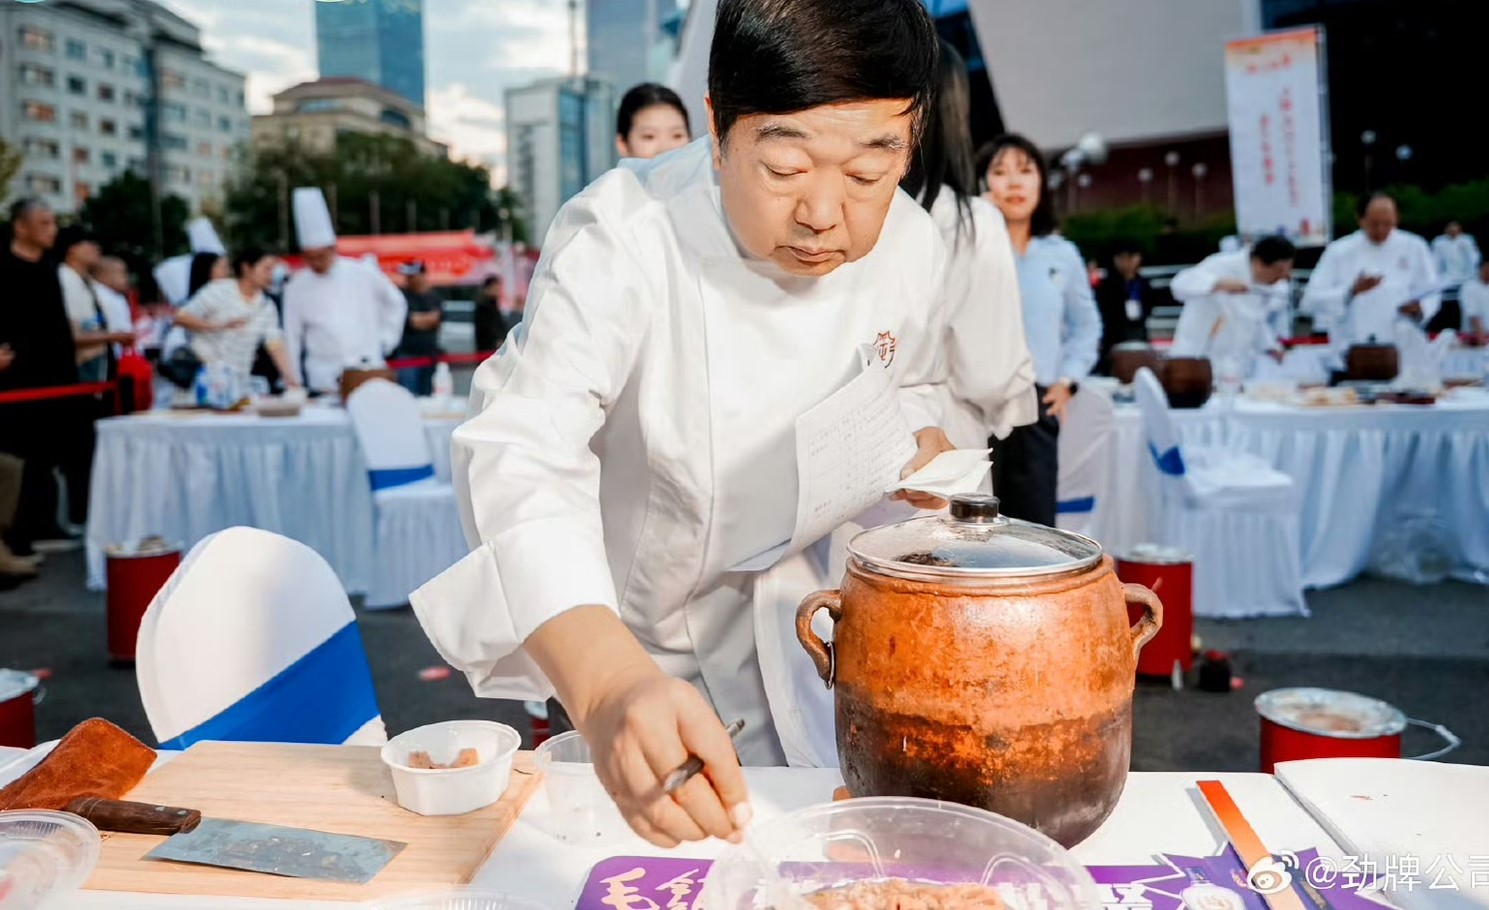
[1225,27,1332,247]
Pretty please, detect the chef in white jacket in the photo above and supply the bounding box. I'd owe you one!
[1302,193,1440,348]
[412,0,957,849]
[1169,236,1297,373]
[281,188,407,393]
[1431,221,1481,289]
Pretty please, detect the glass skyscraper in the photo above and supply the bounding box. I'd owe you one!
[315,0,426,110]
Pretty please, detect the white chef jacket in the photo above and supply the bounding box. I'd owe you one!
[931,191,1039,450]
[282,257,407,393]
[1170,250,1291,369]
[1431,233,1481,287]
[1301,230,1439,347]
[1461,277,1489,332]
[409,138,952,766]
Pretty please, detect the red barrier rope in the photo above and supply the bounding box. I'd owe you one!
[385,351,496,370]
[0,381,118,406]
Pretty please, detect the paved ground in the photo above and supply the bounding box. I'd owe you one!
[2,551,1485,771]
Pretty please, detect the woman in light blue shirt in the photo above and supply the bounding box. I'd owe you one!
[979,134,1102,526]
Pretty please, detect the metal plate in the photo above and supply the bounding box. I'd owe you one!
[145,818,405,884]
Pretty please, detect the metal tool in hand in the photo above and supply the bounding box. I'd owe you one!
[661,719,745,796]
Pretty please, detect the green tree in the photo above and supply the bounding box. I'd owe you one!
[80,171,190,260]
[0,138,22,201]
[224,134,525,251]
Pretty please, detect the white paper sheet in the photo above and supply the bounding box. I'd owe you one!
[887,448,992,498]
[733,346,917,571]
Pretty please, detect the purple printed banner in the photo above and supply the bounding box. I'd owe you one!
[577,849,1389,910]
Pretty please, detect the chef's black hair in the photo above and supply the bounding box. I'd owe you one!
[707,0,939,146]
[977,134,1058,238]
[187,252,223,300]
[902,39,976,242]
[231,247,270,279]
[1250,235,1296,266]
[617,83,691,140]
[1357,191,1396,220]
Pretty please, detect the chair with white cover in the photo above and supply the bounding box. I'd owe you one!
[345,379,468,610]
[1131,368,1306,618]
[1055,386,1116,536]
[135,526,386,749]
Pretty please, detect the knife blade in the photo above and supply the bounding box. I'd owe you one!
[144,818,406,884]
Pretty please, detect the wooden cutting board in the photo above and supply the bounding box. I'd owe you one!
[83,741,542,902]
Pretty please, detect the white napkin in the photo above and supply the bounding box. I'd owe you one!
[886,448,992,498]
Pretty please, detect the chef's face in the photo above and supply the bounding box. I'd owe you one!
[986,148,1041,227]
[619,104,691,160]
[304,247,337,275]
[709,98,915,278]
[1360,199,1397,246]
[1446,221,1462,238]
[1251,257,1293,286]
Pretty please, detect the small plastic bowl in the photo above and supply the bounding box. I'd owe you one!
[362,889,553,910]
[697,797,1101,910]
[380,721,521,817]
[0,810,102,910]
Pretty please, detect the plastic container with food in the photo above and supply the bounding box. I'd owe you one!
[697,798,1100,910]
[361,889,553,910]
[0,810,102,910]
[380,721,521,817]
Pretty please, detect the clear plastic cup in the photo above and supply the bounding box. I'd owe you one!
[697,797,1101,910]
[0,810,102,910]
[533,731,627,844]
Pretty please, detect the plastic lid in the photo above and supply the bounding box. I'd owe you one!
[0,672,37,704]
[0,811,102,910]
[848,494,1103,581]
[1121,544,1193,565]
[1255,688,1406,739]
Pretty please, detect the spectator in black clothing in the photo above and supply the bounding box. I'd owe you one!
[393,261,443,395]
[473,274,509,355]
[1095,244,1160,374]
[0,198,86,555]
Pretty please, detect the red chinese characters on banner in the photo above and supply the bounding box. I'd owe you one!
[1259,114,1276,187]
[1279,87,1300,207]
[1244,50,1295,76]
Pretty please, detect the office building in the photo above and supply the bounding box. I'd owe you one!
[505,77,616,243]
[588,0,679,93]
[0,0,248,215]
[252,78,447,158]
[316,0,426,111]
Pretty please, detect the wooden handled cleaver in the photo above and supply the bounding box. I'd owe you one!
[0,717,201,836]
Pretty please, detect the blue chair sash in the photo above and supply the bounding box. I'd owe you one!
[1148,443,1186,477]
[369,464,435,491]
[159,621,379,750]
[1057,496,1096,515]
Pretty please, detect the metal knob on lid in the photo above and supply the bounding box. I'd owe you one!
[949,494,1001,523]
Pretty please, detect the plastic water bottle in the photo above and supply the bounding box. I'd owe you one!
[432,362,454,402]
[193,365,210,407]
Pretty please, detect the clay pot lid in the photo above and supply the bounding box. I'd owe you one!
[848,493,1103,581]
[1254,687,1406,739]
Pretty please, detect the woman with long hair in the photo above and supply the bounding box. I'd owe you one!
[615,83,692,160]
[186,252,229,301]
[977,134,1102,526]
[900,41,1037,453]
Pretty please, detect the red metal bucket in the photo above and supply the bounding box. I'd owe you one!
[105,539,182,665]
[1119,546,1194,676]
[0,670,42,749]
[1255,687,1460,773]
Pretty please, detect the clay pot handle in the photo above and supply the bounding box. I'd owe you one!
[1124,583,1164,659]
[795,590,843,689]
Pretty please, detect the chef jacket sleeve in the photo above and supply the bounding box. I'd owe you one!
[281,278,306,387]
[894,221,950,434]
[373,272,408,356]
[945,200,1038,440]
[409,182,655,701]
[1411,240,1441,323]
[1055,243,1102,380]
[1300,242,1348,330]
[1168,297,1217,357]
[1169,255,1224,302]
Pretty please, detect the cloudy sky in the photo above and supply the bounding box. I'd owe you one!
[158,0,579,184]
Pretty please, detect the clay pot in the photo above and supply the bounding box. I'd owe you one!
[797,494,1162,848]
[1345,343,1399,382]
[1159,356,1213,409]
[1110,342,1162,384]
[339,367,397,401]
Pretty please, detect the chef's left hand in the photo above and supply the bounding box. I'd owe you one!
[1043,381,1076,423]
[1399,301,1424,321]
[892,427,955,510]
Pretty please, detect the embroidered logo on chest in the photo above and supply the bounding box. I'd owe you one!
[873,331,897,368]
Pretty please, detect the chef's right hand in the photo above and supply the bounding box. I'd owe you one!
[1213,279,1250,294]
[1351,274,1384,296]
[0,344,13,371]
[577,667,751,848]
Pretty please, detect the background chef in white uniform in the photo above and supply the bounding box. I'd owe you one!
[1431,220,1481,290]
[281,188,407,394]
[1169,235,1297,375]
[412,0,958,848]
[1301,193,1440,349]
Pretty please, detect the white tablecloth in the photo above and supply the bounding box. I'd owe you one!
[37,766,1348,910]
[85,405,463,593]
[1089,389,1489,588]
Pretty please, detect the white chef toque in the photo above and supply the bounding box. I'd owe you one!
[292,187,337,250]
[186,217,226,255]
